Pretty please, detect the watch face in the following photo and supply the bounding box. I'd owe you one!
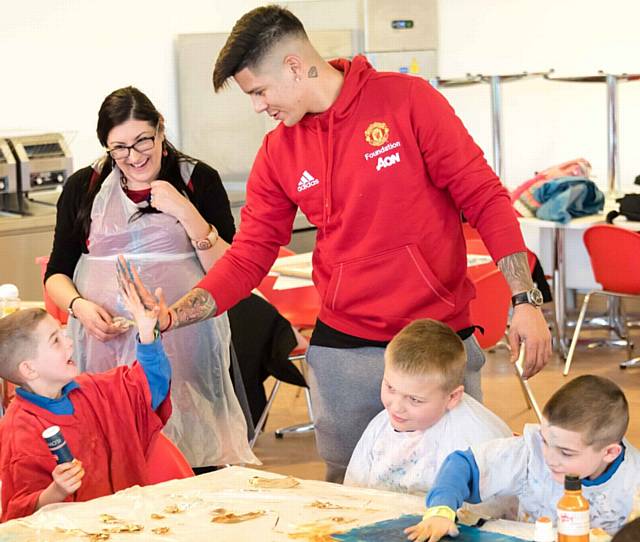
[195,239,212,250]
[529,288,544,306]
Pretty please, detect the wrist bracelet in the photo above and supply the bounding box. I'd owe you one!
[159,311,173,333]
[67,296,83,318]
[423,506,456,523]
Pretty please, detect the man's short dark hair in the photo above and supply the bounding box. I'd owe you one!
[213,5,307,91]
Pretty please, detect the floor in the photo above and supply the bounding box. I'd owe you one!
[252,324,640,481]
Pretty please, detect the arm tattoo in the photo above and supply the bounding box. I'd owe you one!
[497,251,534,294]
[170,288,217,330]
[308,66,318,78]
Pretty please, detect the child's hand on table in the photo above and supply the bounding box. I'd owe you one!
[405,514,459,542]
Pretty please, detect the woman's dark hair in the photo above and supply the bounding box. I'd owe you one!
[77,86,197,239]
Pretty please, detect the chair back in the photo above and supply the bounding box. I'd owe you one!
[35,256,68,324]
[256,248,321,330]
[145,433,193,484]
[584,225,640,294]
[469,268,511,349]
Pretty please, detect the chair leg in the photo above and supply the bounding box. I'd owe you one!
[513,344,543,422]
[250,379,281,449]
[621,357,640,369]
[585,297,632,351]
[515,367,543,422]
[564,292,592,376]
[516,370,533,411]
[618,300,635,359]
[275,422,315,439]
[274,356,315,439]
[304,386,314,422]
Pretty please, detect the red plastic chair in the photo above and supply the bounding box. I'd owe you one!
[564,225,640,375]
[251,247,321,445]
[35,256,68,324]
[469,268,511,350]
[256,247,321,329]
[145,433,194,484]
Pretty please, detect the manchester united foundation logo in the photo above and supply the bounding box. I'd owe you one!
[364,122,389,147]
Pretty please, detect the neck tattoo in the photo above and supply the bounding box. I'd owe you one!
[308,66,318,78]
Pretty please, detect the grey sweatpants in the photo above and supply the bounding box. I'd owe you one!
[306,335,486,483]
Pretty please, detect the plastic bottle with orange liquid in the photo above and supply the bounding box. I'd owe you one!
[556,474,589,542]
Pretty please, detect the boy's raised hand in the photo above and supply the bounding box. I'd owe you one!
[52,460,84,497]
[404,516,458,542]
[116,255,170,332]
[117,256,162,344]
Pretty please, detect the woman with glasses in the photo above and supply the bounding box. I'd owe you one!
[44,86,258,469]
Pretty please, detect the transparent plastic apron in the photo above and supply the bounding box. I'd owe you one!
[69,165,258,466]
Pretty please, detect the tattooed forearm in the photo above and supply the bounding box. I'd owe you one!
[170,288,217,330]
[497,251,534,294]
[308,66,318,78]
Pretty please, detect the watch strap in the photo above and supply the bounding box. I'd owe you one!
[511,288,543,307]
[511,291,529,307]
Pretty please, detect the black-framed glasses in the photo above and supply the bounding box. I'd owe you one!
[107,128,158,160]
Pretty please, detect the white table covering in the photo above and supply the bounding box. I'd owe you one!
[0,466,536,541]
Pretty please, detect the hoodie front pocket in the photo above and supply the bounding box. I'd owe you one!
[324,244,456,324]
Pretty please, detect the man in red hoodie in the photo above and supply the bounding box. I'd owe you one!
[141,6,551,483]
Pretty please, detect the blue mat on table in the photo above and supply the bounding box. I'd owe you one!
[332,515,528,542]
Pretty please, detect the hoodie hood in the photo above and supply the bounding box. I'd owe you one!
[300,55,374,128]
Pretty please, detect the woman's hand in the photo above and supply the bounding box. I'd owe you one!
[149,180,210,241]
[149,181,192,220]
[72,298,126,341]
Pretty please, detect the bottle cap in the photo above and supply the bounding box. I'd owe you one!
[564,474,581,490]
[533,516,555,542]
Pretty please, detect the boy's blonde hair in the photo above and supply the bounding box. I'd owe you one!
[0,308,49,384]
[543,375,628,449]
[386,319,466,392]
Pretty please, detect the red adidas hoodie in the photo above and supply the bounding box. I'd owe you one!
[198,55,525,341]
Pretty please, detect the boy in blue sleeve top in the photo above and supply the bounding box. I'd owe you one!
[405,375,640,541]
